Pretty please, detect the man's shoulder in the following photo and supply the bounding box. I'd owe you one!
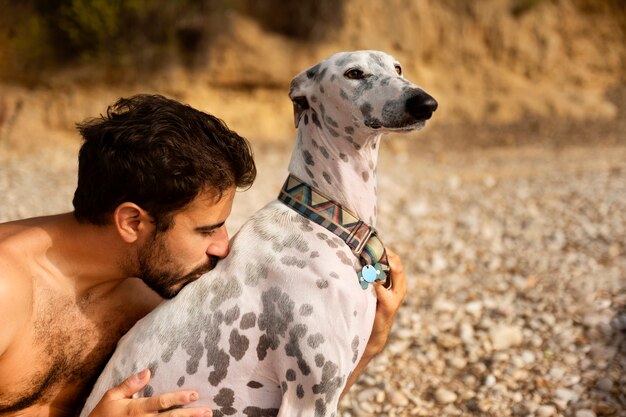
[0,221,37,356]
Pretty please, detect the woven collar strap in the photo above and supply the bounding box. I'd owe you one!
[278,175,389,274]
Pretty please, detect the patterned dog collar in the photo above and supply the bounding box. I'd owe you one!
[278,175,389,289]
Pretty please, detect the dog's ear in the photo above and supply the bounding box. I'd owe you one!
[289,63,319,128]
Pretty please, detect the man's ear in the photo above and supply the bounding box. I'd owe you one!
[113,202,152,243]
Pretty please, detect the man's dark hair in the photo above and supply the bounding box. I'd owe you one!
[73,94,256,231]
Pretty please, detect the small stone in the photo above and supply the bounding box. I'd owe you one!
[536,405,557,417]
[521,350,536,364]
[575,410,596,417]
[595,377,613,392]
[434,388,457,404]
[555,387,579,403]
[450,357,467,369]
[489,325,523,350]
[389,391,409,407]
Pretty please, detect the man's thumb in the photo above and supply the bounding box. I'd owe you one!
[106,368,151,399]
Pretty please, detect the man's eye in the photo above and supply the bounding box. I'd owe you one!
[201,230,216,236]
[345,68,365,79]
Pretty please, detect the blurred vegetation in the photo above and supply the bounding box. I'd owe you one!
[0,0,345,83]
[0,0,623,83]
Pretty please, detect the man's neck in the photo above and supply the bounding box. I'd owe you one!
[36,213,133,298]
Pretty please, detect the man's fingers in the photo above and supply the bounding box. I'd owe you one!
[104,368,151,400]
[141,391,201,413]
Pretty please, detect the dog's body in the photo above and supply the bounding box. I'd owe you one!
[80,50,437,417]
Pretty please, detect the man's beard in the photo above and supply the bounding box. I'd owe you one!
[138,233,218,299]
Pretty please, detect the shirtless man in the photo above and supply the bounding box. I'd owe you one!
[0,94,406,417]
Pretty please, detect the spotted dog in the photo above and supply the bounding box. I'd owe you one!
[80,50,437,417]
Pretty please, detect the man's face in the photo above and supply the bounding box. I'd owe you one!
[138,187,236,298]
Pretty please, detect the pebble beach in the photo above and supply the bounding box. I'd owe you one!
[0,125,624,416]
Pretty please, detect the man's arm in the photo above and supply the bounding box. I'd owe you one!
[341,249,408,398]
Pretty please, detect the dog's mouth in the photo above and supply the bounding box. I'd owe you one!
[365,114,431,131]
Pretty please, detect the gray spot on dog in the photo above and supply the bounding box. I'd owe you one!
[305,166,315,180]
[323,172,332,184]
[316,279,329,289]
[240,312,257,330]
[303,114,309,125]
[299,304,313,316]
[312,112,322,128]
[282,380,288,394]
[316,232,328,241]
[325,116,338,128]
[360,103,373,119]
[224,305,241,326]
[285,323,311,375]
[247,380,263,388]
[303,150,315,166]
[286,369,296,381]
[319,84,325,94]
[307,333,325,348]
[144,384,154,397]
[339,89,349,101]
[351,336,360,363]
[177,376,185,387]
[243,407,280,417]
[319,146,330,159]
[229,329,249,361]
[313,361,344,408]
[297,384,305,399]
[280,255,306,269]
[325,238,338,249]
[257,287,295,360]
[337,250,354,266]
[362,171,369,182]
[214,388,236,415]
[310,250,320,258]
[344,126,354,135]
[330,272,339,279]
[315,353,325,367]
[244,257,271,287]
[315,399,327,417]
[327,126,340,137]
[209,277,242,312]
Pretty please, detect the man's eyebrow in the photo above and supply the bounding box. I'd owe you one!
[194,222,225,232]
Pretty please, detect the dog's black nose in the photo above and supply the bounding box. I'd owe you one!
[406,91,438,120]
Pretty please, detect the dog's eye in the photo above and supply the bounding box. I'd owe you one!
[345,69,365,79]
[394,65,402,75]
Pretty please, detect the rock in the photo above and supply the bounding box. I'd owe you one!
[536,405,557,417]
[555,387,579,403]
[595,377,613,392]
[389,391,409,407]
[489,325,523,350]
[434,388,457,404]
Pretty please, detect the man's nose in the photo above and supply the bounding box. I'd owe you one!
[207,227,229,258]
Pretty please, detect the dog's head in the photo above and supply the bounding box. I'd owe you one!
[289,51,437,136]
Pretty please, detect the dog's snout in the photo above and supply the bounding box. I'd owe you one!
[406,92,438,120]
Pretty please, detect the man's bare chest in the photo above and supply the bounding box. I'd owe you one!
[0,286,152,414]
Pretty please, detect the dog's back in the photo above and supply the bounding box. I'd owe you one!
[81,201,377,416]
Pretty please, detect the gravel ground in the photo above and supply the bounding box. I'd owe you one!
[0,126,624,417]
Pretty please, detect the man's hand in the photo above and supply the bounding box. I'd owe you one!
[366,249,407,356]
[88,369,213,417]
[341,249,408,398]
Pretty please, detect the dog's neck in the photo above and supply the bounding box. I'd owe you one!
[288,121,381,226]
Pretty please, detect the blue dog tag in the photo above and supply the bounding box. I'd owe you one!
[357,263,387,289]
